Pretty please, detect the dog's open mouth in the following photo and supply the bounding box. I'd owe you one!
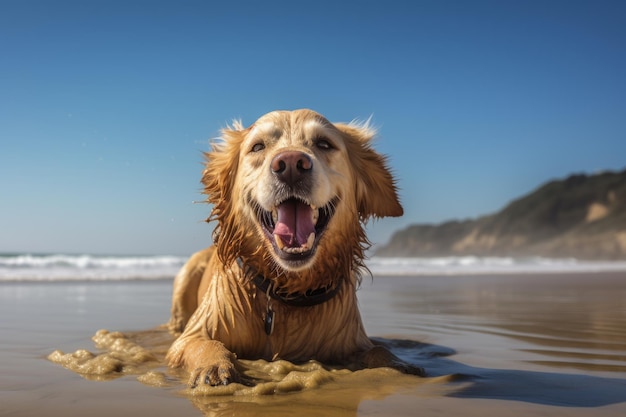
[259,197,337,262]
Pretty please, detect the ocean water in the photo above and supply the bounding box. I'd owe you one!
[366,256,626,275]
[2,252,626,282]
[0,253,186,281]
[2,255,626,415]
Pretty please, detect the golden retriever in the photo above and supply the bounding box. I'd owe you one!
[166,109,424,386]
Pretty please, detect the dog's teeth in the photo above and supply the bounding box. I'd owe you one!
[311,208,319,226]
[272,209,278,224]
[306,232,315,249]
[273,234,285,250]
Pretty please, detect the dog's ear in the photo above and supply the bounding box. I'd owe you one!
[202,123,246,208]
[202,122,250,265]
[336,123,404,220]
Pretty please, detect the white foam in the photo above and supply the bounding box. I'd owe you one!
[366,256,626,276]
[2,253,625,282]
[0,254,186,282]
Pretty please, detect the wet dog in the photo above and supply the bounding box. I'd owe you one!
[166,109,424,386]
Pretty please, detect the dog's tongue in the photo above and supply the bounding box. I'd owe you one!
[274,199,315,249]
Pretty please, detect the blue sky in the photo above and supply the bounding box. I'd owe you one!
[1,0,624,255]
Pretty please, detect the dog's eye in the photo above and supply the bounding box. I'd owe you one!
[251,143,265,153]
[315,139,334,151]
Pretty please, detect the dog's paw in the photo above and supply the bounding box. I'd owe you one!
[389,359,426,377]
[362,345,426,377]
[189,362,239,387]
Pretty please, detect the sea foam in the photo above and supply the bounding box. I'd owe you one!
[2,253,626,282]
[366,256,626,276]
[0,253,186,281]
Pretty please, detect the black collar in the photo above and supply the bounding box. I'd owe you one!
[236,258,343,307]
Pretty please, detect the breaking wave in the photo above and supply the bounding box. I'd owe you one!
[0,253,186,281]
[2,253,626,282]
[366,256,626,276]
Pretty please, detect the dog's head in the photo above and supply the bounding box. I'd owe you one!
[203,109,402,281]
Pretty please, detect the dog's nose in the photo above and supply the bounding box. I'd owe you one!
[271,151,313,185]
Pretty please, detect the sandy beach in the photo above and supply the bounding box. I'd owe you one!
[2,272,626,416]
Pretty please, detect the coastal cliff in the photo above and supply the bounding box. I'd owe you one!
[376,169,626,260]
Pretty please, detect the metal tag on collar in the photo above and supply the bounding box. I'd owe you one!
[264,306,275,336]
[263,281,275,336]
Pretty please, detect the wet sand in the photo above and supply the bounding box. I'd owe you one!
[2,272,626,416]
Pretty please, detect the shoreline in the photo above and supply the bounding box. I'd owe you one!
[2,271,626,416]
[4,252,626,283]
[2,266,626,284]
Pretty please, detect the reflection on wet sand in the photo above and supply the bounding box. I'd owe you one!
[47,328,461,416]
[365,273,626,373]
[44,272,626,416]
[48,327,626,416]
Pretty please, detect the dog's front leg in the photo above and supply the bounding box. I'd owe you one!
[170,338,239,386]
[360,345,426,377]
